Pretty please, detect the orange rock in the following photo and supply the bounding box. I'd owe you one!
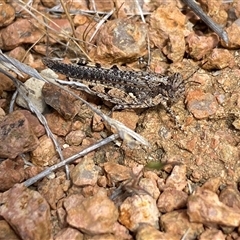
[0,184,52,240]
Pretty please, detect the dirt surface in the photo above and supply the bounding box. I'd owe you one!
[0,0,240,239]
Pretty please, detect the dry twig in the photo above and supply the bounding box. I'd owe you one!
[23,134,119,187]
[182,0,229,44]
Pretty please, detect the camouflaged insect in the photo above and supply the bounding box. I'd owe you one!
[42,58,185,120]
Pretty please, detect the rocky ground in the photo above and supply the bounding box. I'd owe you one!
[0,0,240,239]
